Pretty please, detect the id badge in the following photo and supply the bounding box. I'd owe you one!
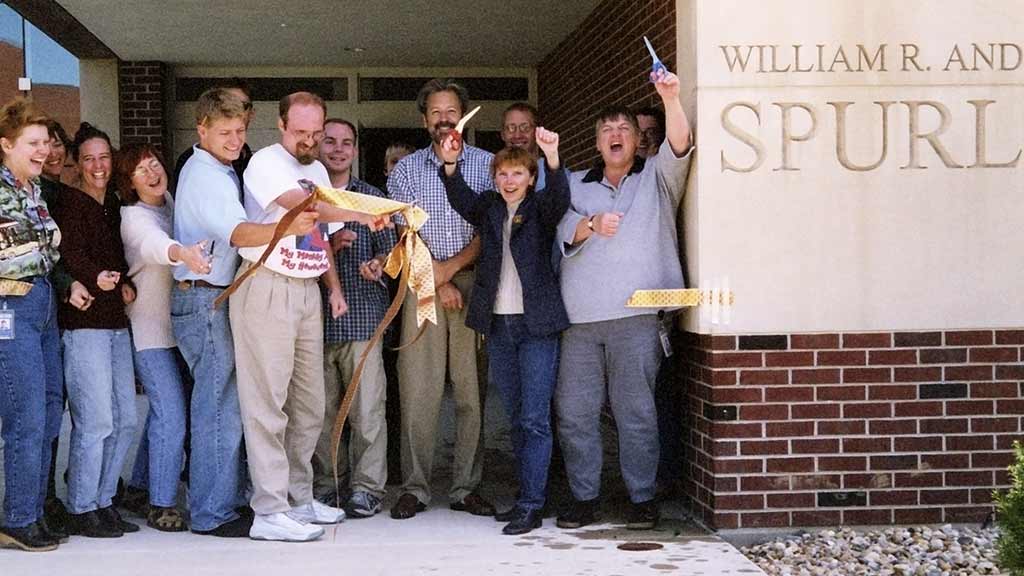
[657,317,673,358]
[0,309,14,340]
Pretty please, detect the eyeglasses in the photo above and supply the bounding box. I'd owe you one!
[289,129,324,143]
[132,159,163,178]
[502,123,534,134]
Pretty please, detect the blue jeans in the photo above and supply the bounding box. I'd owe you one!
[63,328,137,514]
[487,314,558,512]
[129,347,187,507]
[0,278,64,528]
[171,286,245,531]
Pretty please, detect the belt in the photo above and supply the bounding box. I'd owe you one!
[0,278,35,296]
[176,279,228,291]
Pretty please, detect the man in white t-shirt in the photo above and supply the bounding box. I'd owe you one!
[231,91,387,542]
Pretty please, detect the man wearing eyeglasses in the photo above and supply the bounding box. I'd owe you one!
[173,78,255,196]
[232,91,390,542]
[501,103,548,190]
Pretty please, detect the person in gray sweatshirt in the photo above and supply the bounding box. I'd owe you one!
[553,68,692,531]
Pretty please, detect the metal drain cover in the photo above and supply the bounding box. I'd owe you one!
[617,542,664,552]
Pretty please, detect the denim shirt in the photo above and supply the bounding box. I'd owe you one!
[0,165,61,280]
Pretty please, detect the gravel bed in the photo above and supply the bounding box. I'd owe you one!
[742,525,1004,575]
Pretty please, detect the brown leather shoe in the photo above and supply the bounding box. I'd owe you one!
[449,492,495,517]
[390,493,426,520]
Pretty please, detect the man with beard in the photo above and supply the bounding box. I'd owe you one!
[232,92,389,542]
[554,70,692,531]
[387,78,496,520]
[310,118,396,518]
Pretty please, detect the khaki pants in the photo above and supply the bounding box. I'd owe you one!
[313,339,388,498]
[230,264,325,515]
[398,270,483,504]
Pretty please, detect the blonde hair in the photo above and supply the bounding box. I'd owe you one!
[195,88,248,127]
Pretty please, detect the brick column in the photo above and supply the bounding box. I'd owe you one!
[118,61,169,155]
[537,0,676,170]
[681,329,1022,530]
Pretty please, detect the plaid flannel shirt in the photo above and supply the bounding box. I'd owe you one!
[387,143,494,261]
[322,178,398,343]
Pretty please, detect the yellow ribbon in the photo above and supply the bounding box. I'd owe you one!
[626,288,735,308]
[0,278,32,296]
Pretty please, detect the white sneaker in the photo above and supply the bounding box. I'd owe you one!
[249,512,324,542]
[288,500,346,525]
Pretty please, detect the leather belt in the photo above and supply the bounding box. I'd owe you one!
[176,279,227,291]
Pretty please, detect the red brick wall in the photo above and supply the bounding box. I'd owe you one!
[537,0,676,170]
[118,61,168,154]
[680,329,1023,529]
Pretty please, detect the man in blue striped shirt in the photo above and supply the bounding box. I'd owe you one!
[387,79,495,520]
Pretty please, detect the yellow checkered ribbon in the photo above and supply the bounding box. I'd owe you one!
[0,278,32,297]
[626,289,735,308]
[315,184,435,326]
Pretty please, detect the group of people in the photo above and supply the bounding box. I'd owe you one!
[0,69,691,552]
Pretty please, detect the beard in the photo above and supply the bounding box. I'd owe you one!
[295,142,319,165]
[428,121,457,144]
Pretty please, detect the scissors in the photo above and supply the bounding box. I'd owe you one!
[644,36,669,79]
[450,106,481,145]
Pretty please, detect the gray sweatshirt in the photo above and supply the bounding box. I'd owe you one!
[557,141,692,324]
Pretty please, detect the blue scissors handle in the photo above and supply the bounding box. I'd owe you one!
[644,36,669,78]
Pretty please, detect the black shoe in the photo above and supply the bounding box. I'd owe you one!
[43,497,70,535]
[494,506,521,523]
[0,522,59,552]
[192,515,253,538]
[98,505,139,533]
[37,516,68,543]
[120,486,150,518]
[626,499,659,530]
[503,509,543,535]
[556,498,600,529]
[67,511,123,538]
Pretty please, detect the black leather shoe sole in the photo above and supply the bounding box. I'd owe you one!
[191,515,252,538]
[502,512,542,535]
[390,495,426,519]
[0,525,59,552]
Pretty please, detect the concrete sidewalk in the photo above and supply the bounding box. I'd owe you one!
[2,387,764,575]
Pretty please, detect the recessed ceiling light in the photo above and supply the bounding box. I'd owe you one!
[280,23,288,28]
[344,47,365,53]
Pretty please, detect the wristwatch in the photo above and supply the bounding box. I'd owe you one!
[587,216,595,230]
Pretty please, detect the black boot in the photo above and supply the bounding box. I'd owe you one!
[98,506,139,533]
[37,515,68,543]
[0,522,60,551]
[556,497,601,529]
[43,497,70,536]
[503,508,543,535]
[67,510,123,538]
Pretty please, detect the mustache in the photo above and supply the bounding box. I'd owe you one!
[433,121,457,131]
